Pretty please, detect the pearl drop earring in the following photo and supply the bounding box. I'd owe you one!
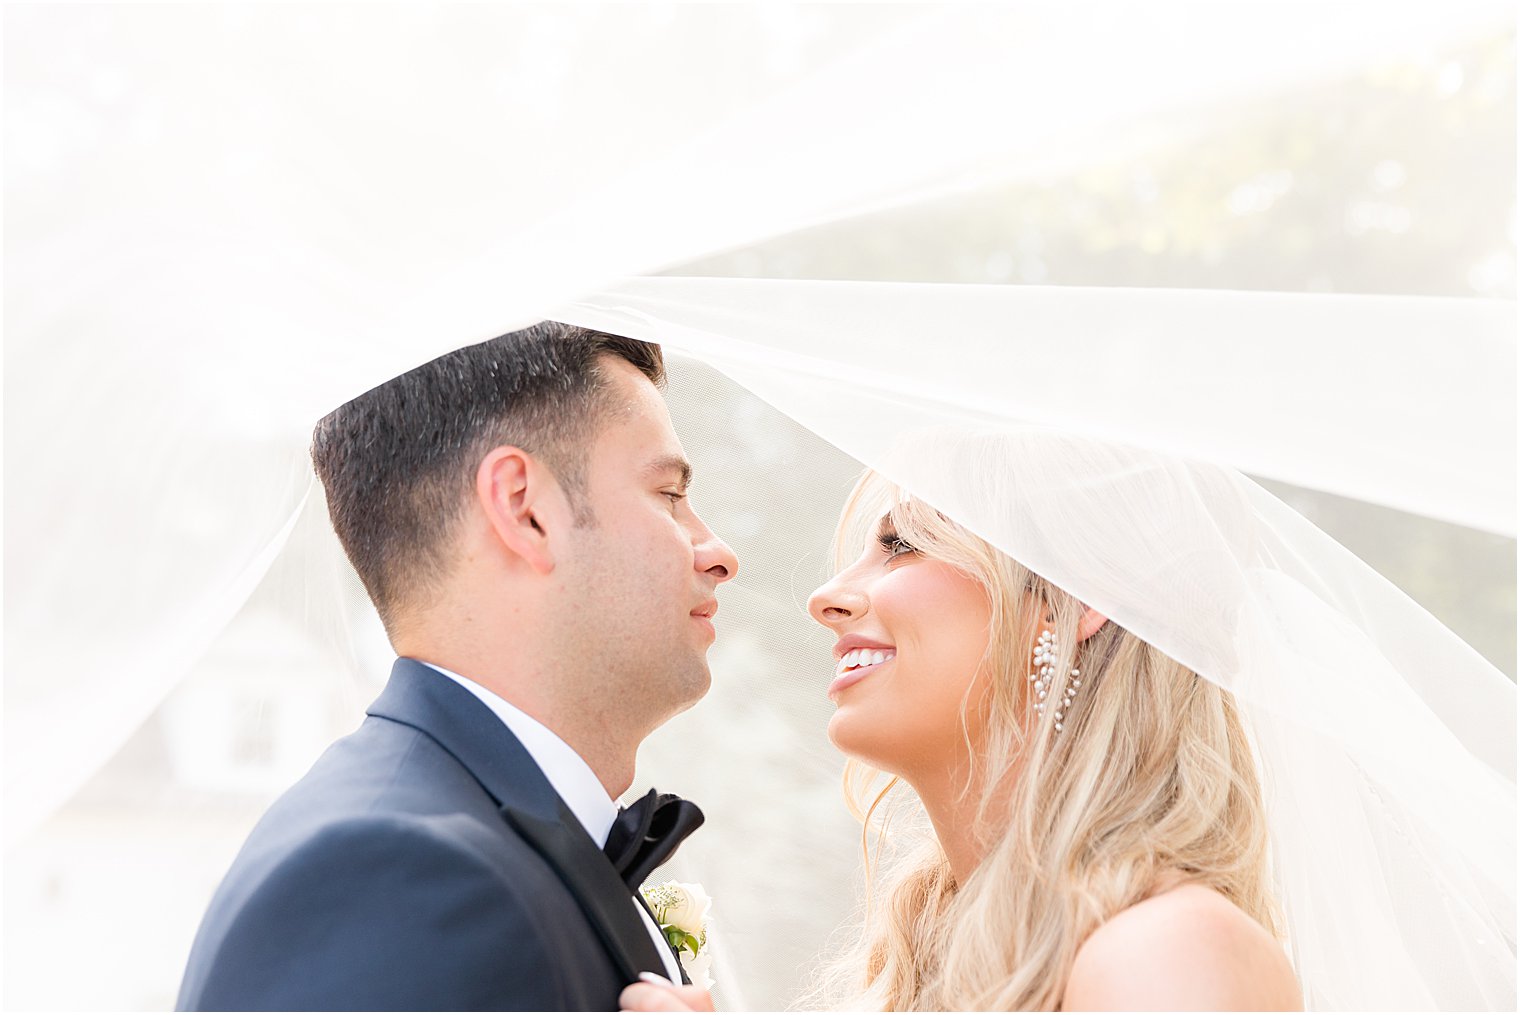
[1029,628,1081,732]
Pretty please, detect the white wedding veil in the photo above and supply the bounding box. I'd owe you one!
[5,2,1514,1010]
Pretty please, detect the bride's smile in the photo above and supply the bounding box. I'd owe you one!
[828,638,896,697]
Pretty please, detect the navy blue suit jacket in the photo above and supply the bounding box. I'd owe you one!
[176,658,676,1011]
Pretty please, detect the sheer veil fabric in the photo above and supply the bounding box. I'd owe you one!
[4,2,1514,1010]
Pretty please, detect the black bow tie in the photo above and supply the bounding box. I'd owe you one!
[603,789,704,890]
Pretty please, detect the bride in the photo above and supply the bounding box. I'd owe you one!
[624,453,1304,1011]
[804,473,1301,1010]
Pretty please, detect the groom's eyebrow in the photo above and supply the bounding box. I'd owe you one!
[644,454,693,491]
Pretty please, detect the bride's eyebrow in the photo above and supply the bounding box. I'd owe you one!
[874,513,896,537]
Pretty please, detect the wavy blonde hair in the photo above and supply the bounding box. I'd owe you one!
[800,471,1281,1011]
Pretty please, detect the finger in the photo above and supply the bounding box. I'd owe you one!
[670,985,716,1011]
[618,983,692,1012]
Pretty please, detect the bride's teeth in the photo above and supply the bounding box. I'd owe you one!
[837,648,897,674]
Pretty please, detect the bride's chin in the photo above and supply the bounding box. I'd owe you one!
[825,710,861,755]
[826,711,895,770]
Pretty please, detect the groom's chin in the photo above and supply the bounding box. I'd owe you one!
[672,661,712,710]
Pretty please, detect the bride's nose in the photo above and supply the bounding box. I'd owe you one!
[808,576,869,627]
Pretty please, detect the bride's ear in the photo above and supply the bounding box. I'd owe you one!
[1037,604,1109,641]
[1077,606,1109,642]
[475,446,562,576]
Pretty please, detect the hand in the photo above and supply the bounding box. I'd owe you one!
[619,972,715,1012]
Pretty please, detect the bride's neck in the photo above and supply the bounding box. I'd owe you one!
[909,760,1018,886]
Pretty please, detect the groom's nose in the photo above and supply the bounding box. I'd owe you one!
[690,513,738,584]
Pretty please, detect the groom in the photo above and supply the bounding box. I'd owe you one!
[177,323,737,1010]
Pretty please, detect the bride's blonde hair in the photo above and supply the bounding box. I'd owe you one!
[800,471,1281,1011]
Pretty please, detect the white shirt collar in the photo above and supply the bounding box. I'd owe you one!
[419,661,619,848]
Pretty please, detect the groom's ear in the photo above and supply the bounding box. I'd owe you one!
[475,446,563,576]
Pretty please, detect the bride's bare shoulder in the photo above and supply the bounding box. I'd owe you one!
[1061,883,1302,1012]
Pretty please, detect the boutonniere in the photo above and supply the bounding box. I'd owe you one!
[640,880,715,989]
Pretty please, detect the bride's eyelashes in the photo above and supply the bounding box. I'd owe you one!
[877,529,919,560]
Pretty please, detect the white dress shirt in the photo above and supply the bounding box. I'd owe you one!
[422,662,682,983]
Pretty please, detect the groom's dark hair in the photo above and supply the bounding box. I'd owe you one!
[311,321,664,630]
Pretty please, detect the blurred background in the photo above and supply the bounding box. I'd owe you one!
[4,4,1513,1010]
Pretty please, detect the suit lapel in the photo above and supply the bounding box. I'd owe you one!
[501,801,669,983]
[368,658,668,984]
[634,891,692,985]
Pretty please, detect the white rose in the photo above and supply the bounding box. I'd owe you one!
[659,881,712,938]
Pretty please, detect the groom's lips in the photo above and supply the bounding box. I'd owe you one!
[690,599,718,640]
